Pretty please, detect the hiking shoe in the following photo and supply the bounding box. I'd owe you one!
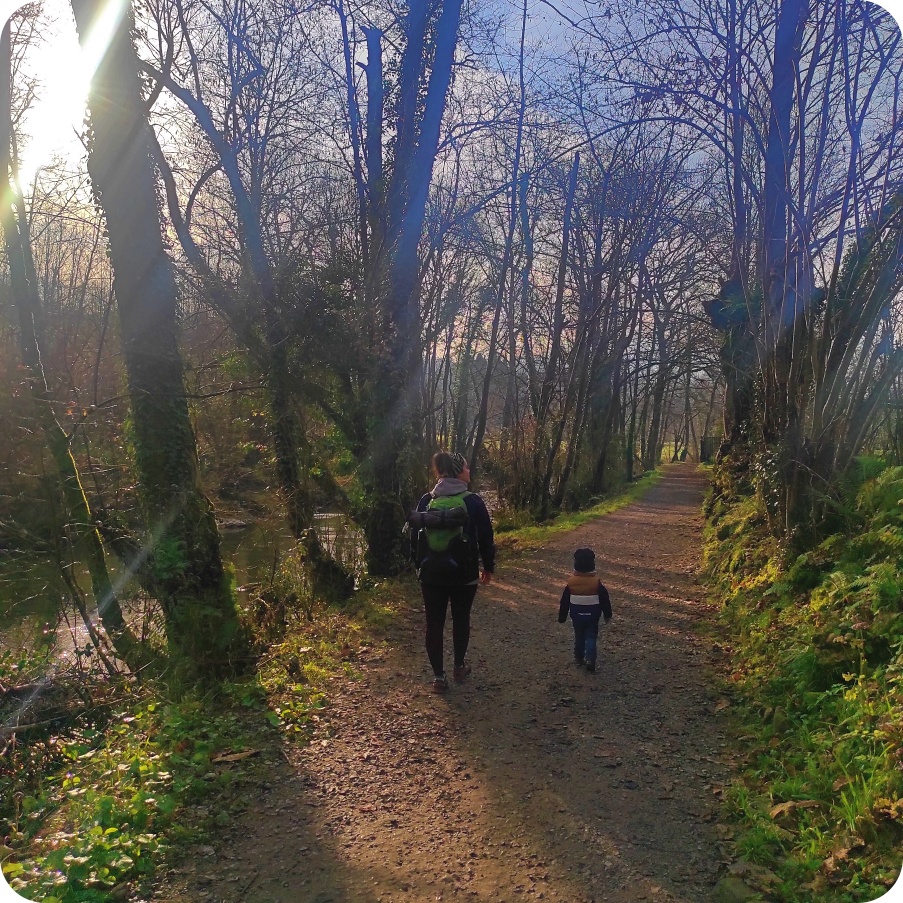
[453,662,472,682]
[432,674,449,693]
[585,661,596,673]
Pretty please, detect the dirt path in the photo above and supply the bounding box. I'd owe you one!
[158,465,731,903]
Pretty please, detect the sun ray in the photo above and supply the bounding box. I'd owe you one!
[75,0,129,84]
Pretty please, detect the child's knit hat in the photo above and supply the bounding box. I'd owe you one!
[573,548,595,573]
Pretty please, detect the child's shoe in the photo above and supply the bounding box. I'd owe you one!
[432,674,449,693]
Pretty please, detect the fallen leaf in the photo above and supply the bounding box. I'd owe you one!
[212,749,260,764]
[770,799,821,818]
[769,801,796,818]
[831,835,864,859]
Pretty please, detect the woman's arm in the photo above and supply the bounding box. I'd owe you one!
[467,494,496,575]
[409,493,432,562]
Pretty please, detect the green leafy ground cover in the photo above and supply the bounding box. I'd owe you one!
[704,463,903,901]
[0,595,396,903]
[1,472,660,901]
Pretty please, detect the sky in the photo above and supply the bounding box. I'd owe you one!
[4,0,129,188]
[13,0,86,187]
[2,0,903,190]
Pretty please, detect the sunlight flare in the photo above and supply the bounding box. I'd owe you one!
[14,0,130,187]
[74,0,129,86]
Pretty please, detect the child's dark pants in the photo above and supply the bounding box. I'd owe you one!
[421,583,478,676]
[573,618,600,665]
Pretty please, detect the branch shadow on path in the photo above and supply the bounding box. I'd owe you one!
[448,465,730,902]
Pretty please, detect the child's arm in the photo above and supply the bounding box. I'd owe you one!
[599,582,613,621]
[557,586,571,623]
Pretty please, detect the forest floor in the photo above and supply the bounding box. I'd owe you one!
[153,464,737,903]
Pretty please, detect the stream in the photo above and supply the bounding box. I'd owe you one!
[0,512,363,660]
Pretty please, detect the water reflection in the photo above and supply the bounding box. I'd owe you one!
[0,511,365,653]
[0,555,65,649]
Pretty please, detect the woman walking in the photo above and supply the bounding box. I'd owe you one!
[409,452,495,693]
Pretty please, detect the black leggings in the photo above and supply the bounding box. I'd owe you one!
[421,583,478,676]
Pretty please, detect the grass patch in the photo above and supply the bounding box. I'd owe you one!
[1,579,405,903]
[2,678,277,902]
[703,464,903,901]
[494,469,663,555]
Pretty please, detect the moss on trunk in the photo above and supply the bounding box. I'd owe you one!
[70,0,244,676]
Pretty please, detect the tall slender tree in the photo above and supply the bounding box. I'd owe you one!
[0,17,148,671]
[358,0,465,575]
[69,0,244,674]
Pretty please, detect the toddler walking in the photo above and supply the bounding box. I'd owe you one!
[557,548,612,672]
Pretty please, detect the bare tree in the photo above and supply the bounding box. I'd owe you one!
[0,14,149,671]
[584,0,903,540]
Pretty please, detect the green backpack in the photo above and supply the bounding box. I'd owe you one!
[409,492,476,584]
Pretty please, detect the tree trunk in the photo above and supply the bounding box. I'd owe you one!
[70,0,244,675]
[362,0,465,576]
[265,315,314,539]
[338,1,369,268]
[643,315,669,471]
[361,24,385,250]
[626,358,639,482]
[712,0,755,461]
[531,154,580,516]
[759,0,809,535]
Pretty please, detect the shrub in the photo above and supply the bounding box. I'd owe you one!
[704,462,903,901]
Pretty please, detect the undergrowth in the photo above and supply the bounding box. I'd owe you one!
[703,462,903,901]
[3,685,271,902]
[0,577,408,902]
